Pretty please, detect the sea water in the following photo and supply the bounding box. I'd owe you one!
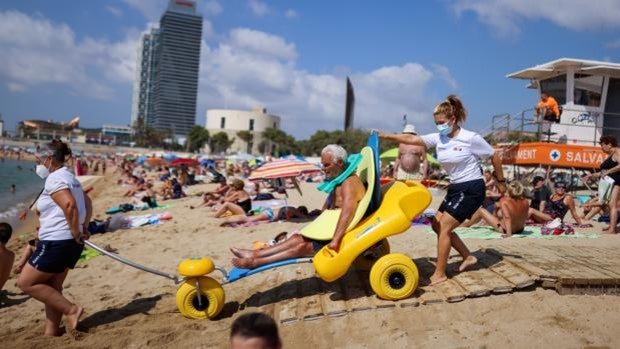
[0,159,42,229]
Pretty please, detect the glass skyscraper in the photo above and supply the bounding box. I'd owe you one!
[131,0,202,137]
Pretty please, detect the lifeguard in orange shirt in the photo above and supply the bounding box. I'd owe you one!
[535,92,560,122]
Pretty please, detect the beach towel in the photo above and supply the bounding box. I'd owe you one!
[426,226,600,239]
[107,212,173,230]
[78,247,101,263]
[106,203,172,214]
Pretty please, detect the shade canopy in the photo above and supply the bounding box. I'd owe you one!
[170,158,199,167]
[248,159,321,181]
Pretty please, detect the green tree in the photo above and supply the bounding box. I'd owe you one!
[261,128,298,156]
[236,130,254,153]
[186,126,210,153]
[209,132,235,154]
[303,128,372,156]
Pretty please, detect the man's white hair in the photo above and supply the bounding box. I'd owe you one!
[321,144,347,163]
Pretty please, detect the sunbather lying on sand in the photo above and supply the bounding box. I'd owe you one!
[230,145,365,269]
[462,181,529,237]
[219,206,311,227]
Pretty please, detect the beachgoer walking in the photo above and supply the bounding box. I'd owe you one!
[17,139,92,337]
[378,95,506,285]
[582,135,620,233]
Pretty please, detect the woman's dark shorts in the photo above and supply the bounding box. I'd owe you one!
[438,178,486,223]
[28,239,84,273]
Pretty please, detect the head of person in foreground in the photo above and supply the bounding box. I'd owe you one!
[230,312,282,349]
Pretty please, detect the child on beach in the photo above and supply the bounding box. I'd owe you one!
[0,223,15,295]
[13,236,38,274]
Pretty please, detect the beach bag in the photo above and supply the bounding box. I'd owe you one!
[541,218,575,235]
[598,175,614,205]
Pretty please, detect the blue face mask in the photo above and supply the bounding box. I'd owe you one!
[436,122,453,136]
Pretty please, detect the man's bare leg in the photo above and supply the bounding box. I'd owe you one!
[231,234,306,259]
[232,241,314,269]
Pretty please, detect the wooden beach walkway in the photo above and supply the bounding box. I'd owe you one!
[232,246,620,325]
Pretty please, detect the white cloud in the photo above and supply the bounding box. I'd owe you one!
[105,5,123,18]
[285,9,298,19]
[7,82,26,92]
[606,39,620,49]
[0,10,141,99]
[229,28,297,61]
[202,0,223,16]
[199,28,456,138]
[123,0,167,21]
[451,0,620,37]
[432,64,458,90]
[248,0,269,17]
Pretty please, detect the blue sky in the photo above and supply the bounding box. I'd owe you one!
[0,0,619,139]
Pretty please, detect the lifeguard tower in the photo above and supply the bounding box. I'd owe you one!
[507,58,620,145]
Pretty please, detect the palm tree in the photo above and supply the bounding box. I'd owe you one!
[236,130,254,154]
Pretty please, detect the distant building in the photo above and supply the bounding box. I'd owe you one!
[131,28,159,128]
[131,0,203,138]
[0,113,4,137]
[205,107,281,154]
[17,116,81,141]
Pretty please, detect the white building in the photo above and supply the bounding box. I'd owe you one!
[205,107,281,154]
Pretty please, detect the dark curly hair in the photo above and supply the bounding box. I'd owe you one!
[599,135,618,147]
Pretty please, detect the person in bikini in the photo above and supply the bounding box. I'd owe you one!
[528,181,584,225]
[219,206,310,227]
[462,181,530,237]
[211,179,252,218]
[230,144,366,269]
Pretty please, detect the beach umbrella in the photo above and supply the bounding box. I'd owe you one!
[379,147,439,165]
[248,159,321,181]
[162,154,177,161]
[147,157,166,167]
[170,158,199,167]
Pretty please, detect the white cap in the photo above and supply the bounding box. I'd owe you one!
[402,124,416,134]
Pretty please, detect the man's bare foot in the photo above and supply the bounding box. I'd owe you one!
[458,255,477,272]
[65,305,83,332]
[229,247,254,258]
[602,229,617,234]
[231,257,257,269]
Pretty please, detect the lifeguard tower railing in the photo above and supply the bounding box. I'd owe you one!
[483,108,620,146]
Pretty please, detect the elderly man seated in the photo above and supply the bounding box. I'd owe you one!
[230,144,367,269]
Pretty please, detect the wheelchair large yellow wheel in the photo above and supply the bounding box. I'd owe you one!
[176,276,225,319]
[353,239,390,271]
[369,253,418,300]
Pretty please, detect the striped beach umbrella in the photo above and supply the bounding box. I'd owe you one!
[248,159,321,181]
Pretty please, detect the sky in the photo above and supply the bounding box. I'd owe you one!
[0,0,619,139]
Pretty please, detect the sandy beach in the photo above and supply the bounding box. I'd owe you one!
[1,168,620,349]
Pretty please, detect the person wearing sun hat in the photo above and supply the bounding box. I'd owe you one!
[528,181,584,226]
[393,124,428,181]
